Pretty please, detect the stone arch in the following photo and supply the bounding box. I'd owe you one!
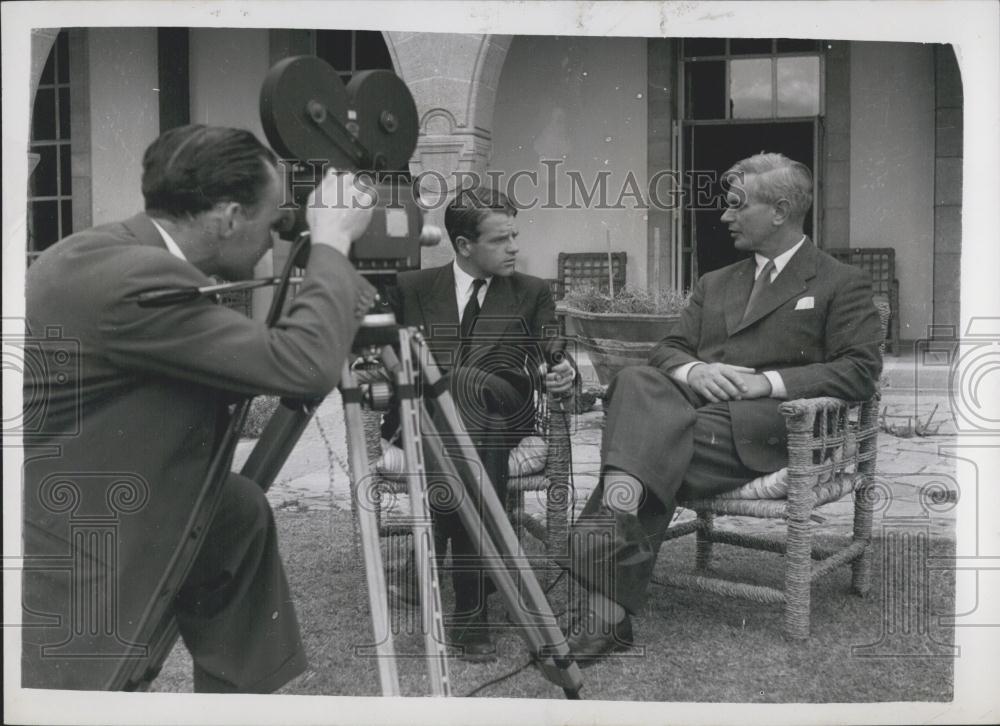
[382,33,513,265]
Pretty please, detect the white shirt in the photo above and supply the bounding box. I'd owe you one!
[453,259,492,323]
[670,235,807,399]
[149,218,188,262]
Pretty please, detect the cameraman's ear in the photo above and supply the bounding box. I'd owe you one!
[213,201,241,238]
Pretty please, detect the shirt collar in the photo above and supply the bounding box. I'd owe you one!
[453,259,492,296]
[755,235,806,279]
[149,218,188,262]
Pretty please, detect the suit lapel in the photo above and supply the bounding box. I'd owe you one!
[725,258,757,336]
[418,264,459,328]
[477,276,521,335]
[733,238,817,334]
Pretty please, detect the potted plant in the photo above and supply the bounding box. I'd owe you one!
[559,285,691,385]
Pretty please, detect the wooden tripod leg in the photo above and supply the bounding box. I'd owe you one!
[418,415,581,696]
[386,336,451,696]
[340,362,400,697]
[409,331,582,696]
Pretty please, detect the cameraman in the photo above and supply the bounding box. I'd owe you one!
[22,124,375,692]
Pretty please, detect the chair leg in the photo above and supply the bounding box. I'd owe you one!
[783,495,813,640]
[851,475,875,596]
[694,510,714,571]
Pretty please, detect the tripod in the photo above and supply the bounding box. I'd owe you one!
[242,314,583,698]
[108,265,583,696]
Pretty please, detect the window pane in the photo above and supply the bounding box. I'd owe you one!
[683,37,726,57]
[57,31,70,83]
[30,145,58,197]
[731,38,773,55]
[355,30,392,70]
[32,88,56,141]
[316,29,352,72]
[40,44,55,85]
[685,60,726,120]
[730,58,773,118]
[29,201,60,251]
[60,144,72,195]
[58,87,71,139]
[61,199,73,238]
[777,56,820,116]
[776,38,821,53]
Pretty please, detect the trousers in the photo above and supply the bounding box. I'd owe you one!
[22,471,305,692]
[426,364,535,615]
[570,365,772,614]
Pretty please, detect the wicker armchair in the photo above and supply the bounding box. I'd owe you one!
[658,302,890,640]
[369,390,574,561]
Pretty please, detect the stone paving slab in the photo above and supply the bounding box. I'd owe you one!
[257,389,959,541]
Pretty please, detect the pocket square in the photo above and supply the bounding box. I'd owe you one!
[794,296,815,310]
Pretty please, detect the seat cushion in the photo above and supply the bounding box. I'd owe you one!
[375,435,549,480]
[715,431,859,500]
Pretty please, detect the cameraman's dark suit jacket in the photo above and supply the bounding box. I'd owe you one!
[575,239,884,613]
[23,213,371,691]
[382,263,563,608]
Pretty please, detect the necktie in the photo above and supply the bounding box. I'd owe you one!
[461,278,487,339]
[743,259,776,321]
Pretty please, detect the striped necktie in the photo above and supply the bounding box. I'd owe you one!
[743,259,776,321]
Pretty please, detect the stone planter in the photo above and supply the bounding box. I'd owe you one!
[562,308,681,385]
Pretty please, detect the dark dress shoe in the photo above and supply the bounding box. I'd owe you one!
[447,609,496,663]
[566,612,634,667]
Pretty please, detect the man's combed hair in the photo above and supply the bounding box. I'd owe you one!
[142,124,278,218]
[444,186,517,248]
[724,152,813,221]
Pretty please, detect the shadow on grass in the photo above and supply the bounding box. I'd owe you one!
[151,509,955,702]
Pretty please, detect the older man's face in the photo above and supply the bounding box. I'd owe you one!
[720,177,777,253]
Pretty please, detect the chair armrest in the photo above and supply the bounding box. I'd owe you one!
[778,394,881,499]
[541,392,573,482]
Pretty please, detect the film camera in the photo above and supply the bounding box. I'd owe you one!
[259,55,439,287]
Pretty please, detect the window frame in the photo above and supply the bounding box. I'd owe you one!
[681,38,825,122]
[28,30,74,261]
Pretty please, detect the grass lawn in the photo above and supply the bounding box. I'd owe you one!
[151,508,955,702]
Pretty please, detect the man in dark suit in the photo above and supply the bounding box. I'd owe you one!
[22,124,375,691]
[566,153,883,664]
[383,186,574,660]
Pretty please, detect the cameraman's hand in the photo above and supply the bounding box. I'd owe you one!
[305,170,375,256]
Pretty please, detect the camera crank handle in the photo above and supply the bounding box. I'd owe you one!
[306,99,371,170]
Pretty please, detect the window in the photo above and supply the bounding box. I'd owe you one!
[28,30,73,260]
[683,38,822,120]
[315,30,393,84]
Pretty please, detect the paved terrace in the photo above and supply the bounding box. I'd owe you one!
[242,348,959,540]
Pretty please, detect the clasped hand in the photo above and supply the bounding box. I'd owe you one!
[544,359,575,395]
[688,362,772,403]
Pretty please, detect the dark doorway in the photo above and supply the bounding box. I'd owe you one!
[683,121,815,285]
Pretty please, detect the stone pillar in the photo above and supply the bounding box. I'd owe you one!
[384,33,511,266]
[933,45,962,329]
[646,38,676,292]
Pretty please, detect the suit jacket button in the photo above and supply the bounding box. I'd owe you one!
[767,436,779,445]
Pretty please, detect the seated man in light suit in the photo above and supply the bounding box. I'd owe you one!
[566,153,883,664]
[383,186,575,661]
